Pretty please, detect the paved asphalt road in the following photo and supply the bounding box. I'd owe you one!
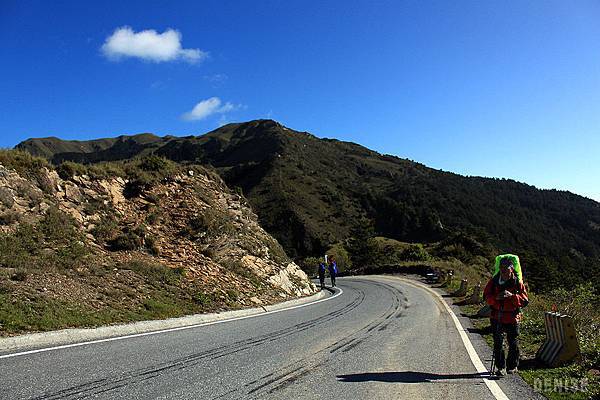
[1,276,540,399]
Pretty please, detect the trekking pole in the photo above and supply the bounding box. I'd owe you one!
[490,350,495,376]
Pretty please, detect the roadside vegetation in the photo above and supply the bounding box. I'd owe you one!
[0,206,218,335]
[0,152,301,336]
[459,281,599,399]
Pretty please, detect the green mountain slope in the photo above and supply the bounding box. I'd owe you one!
[16,120,600,290]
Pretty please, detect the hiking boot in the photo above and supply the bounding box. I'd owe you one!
[507,368,518,374]
[495,368,506,377]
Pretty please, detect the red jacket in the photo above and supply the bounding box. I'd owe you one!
[483,274,529,324]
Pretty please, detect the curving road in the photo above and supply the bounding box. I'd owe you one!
[0,276,540,399]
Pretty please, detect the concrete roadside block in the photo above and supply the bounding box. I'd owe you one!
[536,312,581,367]
[537,312,550,361]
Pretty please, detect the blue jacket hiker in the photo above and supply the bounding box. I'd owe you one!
[328,259,337,287]
[318,262,326,289]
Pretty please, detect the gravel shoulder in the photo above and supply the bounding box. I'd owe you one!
[378,274,545,400]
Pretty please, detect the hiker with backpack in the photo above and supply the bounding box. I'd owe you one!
[483,254,529,377]
[328,256,337,287]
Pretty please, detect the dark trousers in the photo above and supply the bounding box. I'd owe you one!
[330,275,336,287]
[491,319,520,370]
[319,274,325,288]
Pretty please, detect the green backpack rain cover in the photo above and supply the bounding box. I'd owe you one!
[493,254,523,281]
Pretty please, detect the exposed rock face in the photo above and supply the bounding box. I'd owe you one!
[268,263,313,296]
[0,162,317,311]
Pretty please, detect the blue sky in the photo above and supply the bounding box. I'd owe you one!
[1,1,599,201]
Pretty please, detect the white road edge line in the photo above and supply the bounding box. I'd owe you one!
[0,288,343,360]
[378,276,510,400]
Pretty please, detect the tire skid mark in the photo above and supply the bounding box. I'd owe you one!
[34,279,401,400]
[244,279,408,398]
[32,287,366,400]
[266,366,316,394]
[247,365,306,394]
[341,339,364,353]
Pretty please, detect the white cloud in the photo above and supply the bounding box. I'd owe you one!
[101,26,207,63]
[182,97,242,121]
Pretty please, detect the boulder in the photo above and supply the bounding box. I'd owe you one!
[64,184,83,203]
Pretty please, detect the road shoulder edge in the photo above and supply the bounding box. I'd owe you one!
[0,287,337,356]
[372,274,545,400]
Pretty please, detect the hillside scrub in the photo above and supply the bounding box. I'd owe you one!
[0,206,88,271]
[0,152,315,335]
[0,149,53,192]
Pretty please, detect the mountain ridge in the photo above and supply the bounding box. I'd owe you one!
[15,120,600,290]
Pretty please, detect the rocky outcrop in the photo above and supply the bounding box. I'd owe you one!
[267,263,313,296]
[0,161,317,312]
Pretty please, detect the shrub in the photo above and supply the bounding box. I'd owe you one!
[0,187,15,208]
[326,244,351,272]
[0,149,50,181]
[10,270,28,282]
[91,215,119,243]
[145,235,160,256]
[300,256,321,275]
[110,231,143,251]
[138,155,176,173]
[123,172,153,199]
[194,291,214,306]
[401,244,430,261]
[145,209,161,224]
[0,207,88,271]
[0,210,21,225]
[522,283,600,369]
[87,162,126,180]
[0,223,40,269]
[121,260,185,286]
[55,241,89,269]
[56,161,87,180]
[184,211,234,238]
[187,214,214,233]
[200,247,215,258]
[40,206,80,243]
[123,156,176,196]
[226,289,239,301]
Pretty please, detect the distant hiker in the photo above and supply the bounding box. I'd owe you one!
[483,254,529,377]
[328,257,337,287]
[318,261,327,289]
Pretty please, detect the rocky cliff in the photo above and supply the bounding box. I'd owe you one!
[0,152,316,335]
